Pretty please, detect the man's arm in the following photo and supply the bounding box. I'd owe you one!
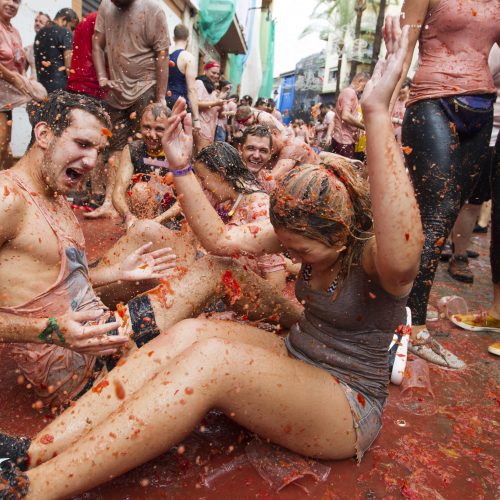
[155,49,169,105]
[63,49,72,76]
[183,52,201,124]
[270,158,296,180]
[92,30,119,90]
[341,107,365,130]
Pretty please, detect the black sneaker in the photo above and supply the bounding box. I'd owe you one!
[0,459,29,499]
[0,434,30,472]
[473,224,488,234]
[448,254,474,284]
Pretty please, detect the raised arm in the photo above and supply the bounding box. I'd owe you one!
[160,100,282,256]
[183,53,201,126]
[155,49,169,106]
[361,18,424,297]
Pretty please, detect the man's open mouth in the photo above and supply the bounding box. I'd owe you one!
[65,168,84,182]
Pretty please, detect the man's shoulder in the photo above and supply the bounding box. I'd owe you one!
[0,175,27,238]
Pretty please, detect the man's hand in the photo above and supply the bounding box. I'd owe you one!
[98,77,120,91]
[117,242,176,281]
[10,73,31,96]
[161,97,193,170]
[57,309,129,356]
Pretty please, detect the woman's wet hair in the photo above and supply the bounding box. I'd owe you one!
[270,161,373,283]
[28,90,111,144]
[196,142,262,194]
[241,125,272,150]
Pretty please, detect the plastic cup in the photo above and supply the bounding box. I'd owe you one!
[437,296,468,320]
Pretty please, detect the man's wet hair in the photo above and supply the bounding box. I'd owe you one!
[174,24,189,41]
[54,8,79,24]
[142,102,170,121]
[38,11,51,21]
[241,125,272,150]
[351,71,370,84]
[29,90,111,142]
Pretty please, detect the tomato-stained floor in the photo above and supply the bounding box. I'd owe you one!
[0,214,498,499]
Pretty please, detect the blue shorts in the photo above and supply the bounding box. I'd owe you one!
[285,336,383,462]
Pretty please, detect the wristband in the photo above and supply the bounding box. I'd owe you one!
[39,317,65,344]
[171,164,193,177]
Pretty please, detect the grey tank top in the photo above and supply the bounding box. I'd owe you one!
[286,265,408,408]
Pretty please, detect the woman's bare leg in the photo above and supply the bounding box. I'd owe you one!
[94,219,197,307]
[27,320,284,465]
[26,322,355,499]
[28,257,300,464]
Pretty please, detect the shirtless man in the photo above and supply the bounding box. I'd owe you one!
[0,91,201,409]
[112,103,183,229]
[0,92,296,413]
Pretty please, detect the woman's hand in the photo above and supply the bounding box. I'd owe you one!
[361,17,409,113]
[56,309,129,356]
[161,97,193,171]
[118,242,176,281]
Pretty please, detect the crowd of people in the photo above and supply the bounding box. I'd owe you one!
[0,0,498,497]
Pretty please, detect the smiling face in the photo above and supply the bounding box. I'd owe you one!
[38,109,108,195]
[0,0,20,22]
[140,109,167,153]
[239,135,272,174]
[205,66,220,84]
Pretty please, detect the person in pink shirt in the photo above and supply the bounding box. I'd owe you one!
[0,0,46,169]
[194,61,227,151]
[331,72,369,159]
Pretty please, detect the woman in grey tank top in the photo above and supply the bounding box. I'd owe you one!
[0,21,424,498]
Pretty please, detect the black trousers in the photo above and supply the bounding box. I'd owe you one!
[402,98,493,324]
[491,133,500,284]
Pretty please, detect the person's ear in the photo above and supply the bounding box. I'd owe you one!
[34,122,54,150]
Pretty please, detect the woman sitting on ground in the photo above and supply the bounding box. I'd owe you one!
[0,20,423,499]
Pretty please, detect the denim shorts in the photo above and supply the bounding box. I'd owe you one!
[285,336,383,462]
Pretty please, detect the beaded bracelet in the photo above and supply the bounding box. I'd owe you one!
[38,317,65,344]
[171,164,193,177]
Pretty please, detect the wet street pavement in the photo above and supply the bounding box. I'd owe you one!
[1,215,498,499]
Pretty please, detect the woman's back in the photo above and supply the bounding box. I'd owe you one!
[409,0,500,105]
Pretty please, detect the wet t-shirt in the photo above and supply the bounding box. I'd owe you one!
[95,0,170,109]
[333,86,359,145]
[408,0,500,106]
[0,21,24,74]
[35,24,73,93]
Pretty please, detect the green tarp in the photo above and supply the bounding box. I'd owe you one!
[198,0,236,45]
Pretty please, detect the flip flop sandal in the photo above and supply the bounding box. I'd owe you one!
[408,329,466,369]
[388,307,411,385]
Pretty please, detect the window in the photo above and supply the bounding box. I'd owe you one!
[328,68,338,83]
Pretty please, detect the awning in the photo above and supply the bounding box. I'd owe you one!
[215,14,247,55]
